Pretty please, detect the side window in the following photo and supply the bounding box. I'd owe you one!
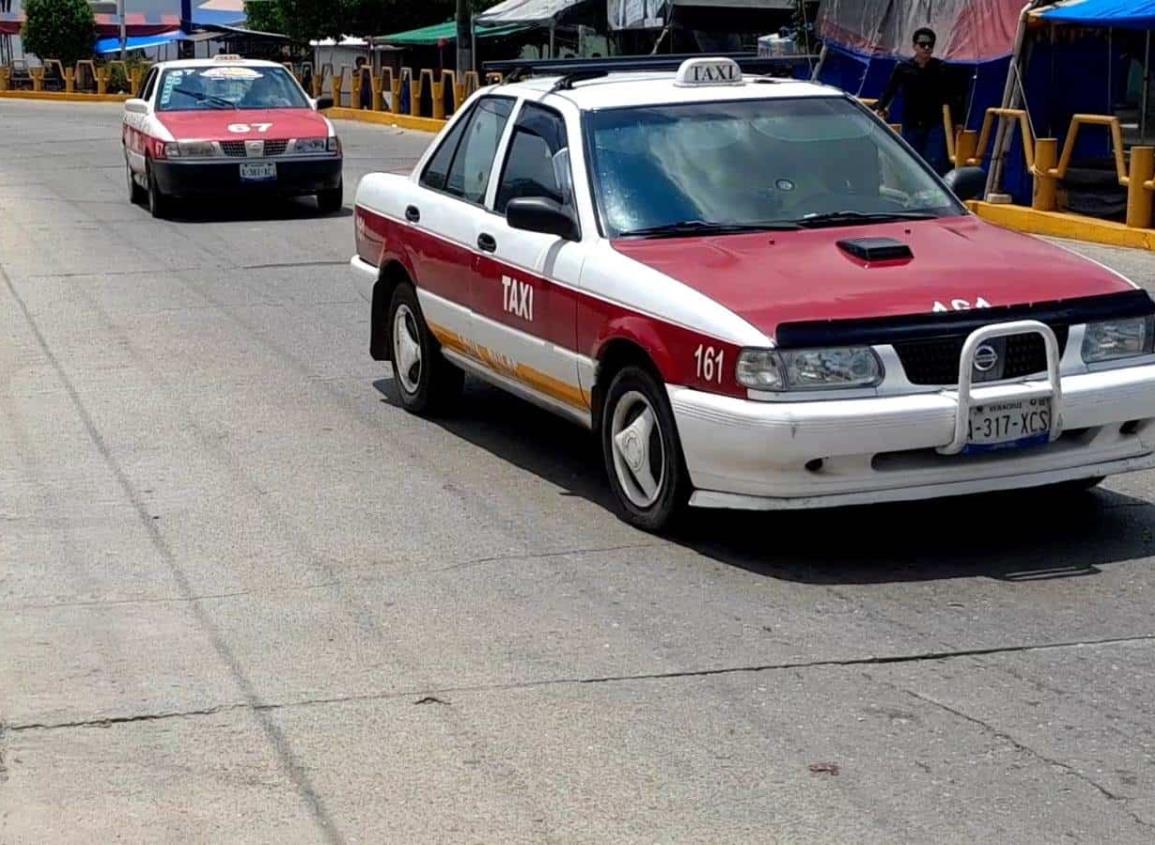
[419,104,473,192]
[445,96,514,203]
[494,103,572,215]
[141,69,158,103]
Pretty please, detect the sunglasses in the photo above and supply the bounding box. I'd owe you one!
[915,41,934,48]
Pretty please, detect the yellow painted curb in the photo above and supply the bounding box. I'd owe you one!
[0,90,130,103]
[328,107,445,134]
[967,200,1155,251]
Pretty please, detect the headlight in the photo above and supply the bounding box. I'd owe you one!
[1082,315,1154,362]
[294,137,329,154]
[164,141,215,158]
[327,136,341,153]
[736,347,883,391]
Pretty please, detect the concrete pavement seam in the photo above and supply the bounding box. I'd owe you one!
[8,632,1154,734]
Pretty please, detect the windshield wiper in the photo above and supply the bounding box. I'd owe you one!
[173,88,238,109]
[618,219,801,238]
[793,210,937,228]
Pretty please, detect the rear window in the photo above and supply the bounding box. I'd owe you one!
[157,66,310,112]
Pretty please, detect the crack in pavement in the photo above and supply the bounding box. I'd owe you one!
[10,632,1155,734]
[438,542,666,572]
[903,688,1155,834]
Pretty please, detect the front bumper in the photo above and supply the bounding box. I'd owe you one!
[670,362,1155,510]
[153,157,342,198]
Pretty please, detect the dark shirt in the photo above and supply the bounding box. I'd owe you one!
[877,58,961,130]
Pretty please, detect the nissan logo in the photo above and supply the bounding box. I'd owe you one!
[973,344,999,372]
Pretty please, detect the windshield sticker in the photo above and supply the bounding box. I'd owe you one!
[159,69,182,106]
[200,67,262,80]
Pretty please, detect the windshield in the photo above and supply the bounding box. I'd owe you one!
[586,97,964,237]
[157,66,310,112]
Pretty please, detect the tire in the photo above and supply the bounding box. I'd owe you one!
[600,364,690,533]
[126,161,145,206]
[147,162,171,220]
[316,180,343,214]
[387,282,463,415]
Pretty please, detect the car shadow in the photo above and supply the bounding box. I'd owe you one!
[155,197,353,223]
[373,375,1155,585]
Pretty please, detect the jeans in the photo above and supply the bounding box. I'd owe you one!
[902,124,949,175]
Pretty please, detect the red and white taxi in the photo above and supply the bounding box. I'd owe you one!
[122,55,343,218]
[350,56,1155,531]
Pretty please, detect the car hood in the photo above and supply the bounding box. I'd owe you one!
[611,216,1138,340]
[156,108,330,141]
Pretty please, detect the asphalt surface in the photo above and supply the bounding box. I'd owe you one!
[3,99,1155,844]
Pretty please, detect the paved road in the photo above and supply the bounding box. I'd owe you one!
[3,99,1155,844]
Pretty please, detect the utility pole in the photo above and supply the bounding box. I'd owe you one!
[455,0,472,75]
[118,0,126,61]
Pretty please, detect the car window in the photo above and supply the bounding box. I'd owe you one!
[494,103,572,215]
[586,97,964,236]
[444,96,514,204]
[157,66,310,112]
[420,105,474,192]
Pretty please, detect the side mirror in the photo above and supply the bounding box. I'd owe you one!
[125,98,149,115]
[506,197,579,241]
[942,165,987,202]
[315,95,334,110]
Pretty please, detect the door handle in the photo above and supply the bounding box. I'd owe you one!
[405,205,420,222]
[477,233,497,253]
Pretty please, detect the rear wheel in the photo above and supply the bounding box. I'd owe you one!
[600,365,690,533]
[387,282,463,415]
[316,180,343,214]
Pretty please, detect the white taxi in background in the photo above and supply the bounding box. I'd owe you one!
[122,55,343,218]
[349,55,1155,532]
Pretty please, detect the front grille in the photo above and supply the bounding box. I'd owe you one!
[894,326,1069,385]
[217,140,289,158]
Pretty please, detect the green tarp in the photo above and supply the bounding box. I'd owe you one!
[380,20,530,46]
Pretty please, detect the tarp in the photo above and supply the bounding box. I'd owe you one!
[380,21,531,46]
[817,0,1024,62]
[609,0,793,30]
[1035,0,1155,29]
[476,0,586,26]
[94,31,182,54]
[0,1,244,38]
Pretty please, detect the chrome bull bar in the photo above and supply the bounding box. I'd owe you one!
[937,319,1064,455]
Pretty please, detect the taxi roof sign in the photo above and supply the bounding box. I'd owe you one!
[674,57,743,87]
[213,53,243,62]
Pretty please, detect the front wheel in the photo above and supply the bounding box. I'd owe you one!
[147,163,171,219]
[601,365,689,533]
[387,282,463,415]
[316,180,343,214]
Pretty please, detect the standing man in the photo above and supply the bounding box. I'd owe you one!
[355,56,373,110]
[874,28,961,174]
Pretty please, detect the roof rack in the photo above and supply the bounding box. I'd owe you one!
[484,52,818,84]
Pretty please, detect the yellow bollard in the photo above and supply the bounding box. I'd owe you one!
[30,67,44,92]
[0,66,9,92]
[129,66,144,96]
[955,129,978,169]
[1032,138,1059,211]
[95,67,110,95]
[351,72,362,109]
[330,68,343,108]
[371,76,383,111]
[1126,146,1155,229]
[432,77,446,120]
[64,68,75,93]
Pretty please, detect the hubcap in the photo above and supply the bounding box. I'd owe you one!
[610,390,665,508]
[392,304,423,394]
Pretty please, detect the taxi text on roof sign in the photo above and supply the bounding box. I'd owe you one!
[674,57,743,87]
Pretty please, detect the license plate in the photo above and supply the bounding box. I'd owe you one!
[965,397,1051,452]
[239,162,276,181]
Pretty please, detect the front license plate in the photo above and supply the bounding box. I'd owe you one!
[965,397,1052,452]
[239,162,276,181]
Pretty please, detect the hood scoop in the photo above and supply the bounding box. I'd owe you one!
[837,237,913,263]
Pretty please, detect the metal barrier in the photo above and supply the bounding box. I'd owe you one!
[968,107,1035,171]
[75,60,96,93]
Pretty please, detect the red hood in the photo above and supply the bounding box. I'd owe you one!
[157,108,329,141]
[612,216,1137,339]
